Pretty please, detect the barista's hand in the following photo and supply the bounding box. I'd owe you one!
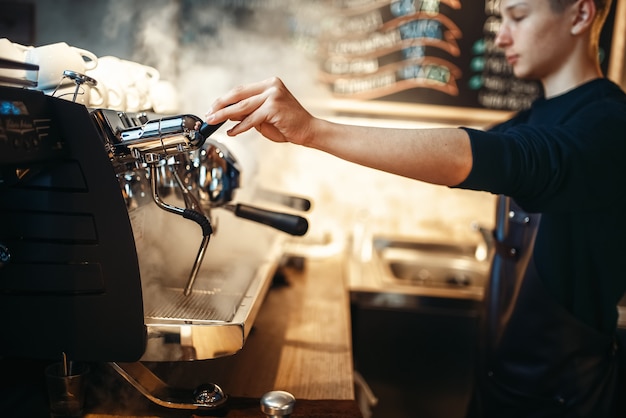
[205,77,317,146]
[205,78,472,187]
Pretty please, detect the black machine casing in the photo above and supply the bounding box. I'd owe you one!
[0,86,146,361]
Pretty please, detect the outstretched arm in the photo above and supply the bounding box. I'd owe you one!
[206,77,473,186]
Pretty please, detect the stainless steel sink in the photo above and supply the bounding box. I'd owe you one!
[347,230,492,305]
[373,236,490,291]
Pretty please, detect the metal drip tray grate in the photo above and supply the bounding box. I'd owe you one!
[142,263,257,324]
[144,287,243,322]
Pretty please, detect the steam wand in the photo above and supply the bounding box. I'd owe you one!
[169,166,213,295]
[169,163,205,215]
[148,159,212,296]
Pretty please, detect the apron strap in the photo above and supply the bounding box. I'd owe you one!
[473,197,619,417]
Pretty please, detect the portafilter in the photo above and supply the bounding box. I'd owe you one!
[177,139,309,237]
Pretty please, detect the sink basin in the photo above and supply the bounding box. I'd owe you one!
[347,230,492,306]
[372,236,490,292]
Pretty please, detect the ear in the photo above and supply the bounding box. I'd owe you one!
[571,0,597,35]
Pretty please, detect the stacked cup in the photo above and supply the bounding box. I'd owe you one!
[24,42,102,106]
[87,56,162,112]
[2,38,179,114]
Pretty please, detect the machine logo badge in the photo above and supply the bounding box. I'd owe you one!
[0,243,10,265]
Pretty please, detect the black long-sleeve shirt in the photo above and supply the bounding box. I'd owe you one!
[455,78,626,334]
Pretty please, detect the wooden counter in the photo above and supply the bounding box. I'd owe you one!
[150,253,355,398]
[82,254,359,417]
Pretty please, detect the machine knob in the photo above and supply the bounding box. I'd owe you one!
[193,383,227,408]
[260,390,296,417]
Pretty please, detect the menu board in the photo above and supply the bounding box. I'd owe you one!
[315,0,624,119]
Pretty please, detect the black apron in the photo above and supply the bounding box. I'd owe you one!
[467,196,620,418]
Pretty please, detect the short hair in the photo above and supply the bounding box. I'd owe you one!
[549,0,612,43]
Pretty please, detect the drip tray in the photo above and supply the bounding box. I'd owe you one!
[145,287,241,323]
[139,248,282,362]
[144,264,257,323]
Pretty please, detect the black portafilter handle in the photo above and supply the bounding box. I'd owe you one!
[199,120,226,139]
[229,204,309,236]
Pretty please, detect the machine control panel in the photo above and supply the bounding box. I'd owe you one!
[0,87,67,165]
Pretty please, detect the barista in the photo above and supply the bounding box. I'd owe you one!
[205,0,626,416]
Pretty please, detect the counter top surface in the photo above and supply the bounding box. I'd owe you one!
[84,253,357,416]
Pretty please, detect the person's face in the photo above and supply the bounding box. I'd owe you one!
[495,0,576,81]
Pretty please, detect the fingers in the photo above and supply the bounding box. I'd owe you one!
[225,98,272,137]
[205,78,274,134]
[207,77,279,117]
[204,77,292,141]
[205,98,255,130]
[209,96,264,136]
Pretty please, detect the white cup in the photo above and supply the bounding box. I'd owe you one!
[87,55,124,83]
[87,56,163,112]
[86,56,128,110]
[122,60,160,111]
[88,56,142,111]
[88,81,108,108]
[124,85,142,112]
[25,42,98,90]
[95,78,126,112]
[106,81,127,111]
[0,38,33,86]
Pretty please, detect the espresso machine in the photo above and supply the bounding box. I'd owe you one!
[0,78,309,411]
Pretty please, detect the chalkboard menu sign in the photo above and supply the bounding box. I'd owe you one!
[316,0,626,123]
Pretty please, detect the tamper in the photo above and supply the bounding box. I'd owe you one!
[260,390,296,417]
